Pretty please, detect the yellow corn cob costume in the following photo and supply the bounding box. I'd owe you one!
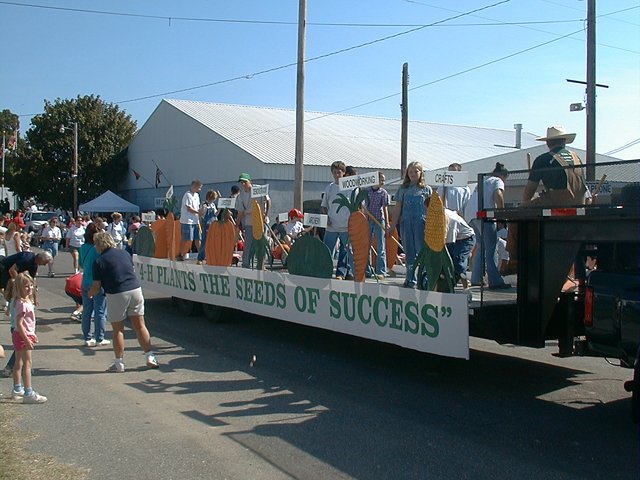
[409,191,455,292]
[247,200,270,269]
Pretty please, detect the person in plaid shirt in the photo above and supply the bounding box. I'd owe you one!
[366,173,390,279]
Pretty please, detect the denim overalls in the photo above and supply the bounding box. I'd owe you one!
[398,184,432,287]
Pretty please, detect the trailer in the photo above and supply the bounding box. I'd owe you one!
[136,159,639,362]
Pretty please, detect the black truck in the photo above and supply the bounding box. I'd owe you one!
[472,161,639,363]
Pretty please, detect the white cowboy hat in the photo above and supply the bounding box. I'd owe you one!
[536,125,576,144]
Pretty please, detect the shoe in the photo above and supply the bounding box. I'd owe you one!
[11,388,25,400]
[175,255,184,262]
[98,339,111,346]
[71,313,82,322]
[146,353,159,369]
[488,283,511,290]
[74,269,80,274]
[335,276,344,280]
[23,391,47,404]
[196,260,202,265]
[373,274,385,280]
[107,361,125,373]
[85,339,96,347]
[345,275,355,281]
[48,272,55,278]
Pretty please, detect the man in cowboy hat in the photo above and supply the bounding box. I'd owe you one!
[522,125,588,206]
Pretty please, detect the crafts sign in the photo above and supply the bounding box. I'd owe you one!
[135,256,469,359]
[425,170,469,188]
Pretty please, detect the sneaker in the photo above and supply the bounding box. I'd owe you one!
[23,392,47,404]
[48,272,55,278]
[107,361,125,373]
[71,313,82,322]
[373,274,385,280]
[98,339,111,346]
[11,388,25,400]
[85,339,96,347]
[345,274,355,281]
[146,353,159,369]
[335,276,344,280]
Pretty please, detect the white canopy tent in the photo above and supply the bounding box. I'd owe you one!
[79,190,140,213]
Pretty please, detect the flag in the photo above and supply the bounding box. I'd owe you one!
[155,167,162,188]
[7,131,17,150]
[133,170,141,180]
[165,185,173,200]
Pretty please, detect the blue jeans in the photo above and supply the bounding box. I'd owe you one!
[400,216,425,287]
[367,220,387,275]
[324,230,353,278]
[43,240,58,274]
[197,224,210,262]
[470,219,505,287]
[446,235,475,279]
[81,285,107,342]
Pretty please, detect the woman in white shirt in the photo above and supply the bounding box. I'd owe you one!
[107,212,126,249]
[66,217,85,274]
[40,217,62,277]
[4,221,22,257]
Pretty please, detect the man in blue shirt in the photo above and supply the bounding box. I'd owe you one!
[89,232,158,373]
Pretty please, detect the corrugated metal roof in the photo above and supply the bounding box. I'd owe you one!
[164,99,541,171]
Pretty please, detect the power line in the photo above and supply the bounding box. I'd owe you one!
[605,138,640,156]
[115,0,512,104]
[0,0,578,28]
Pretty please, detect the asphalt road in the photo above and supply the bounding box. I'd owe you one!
[1,250,637,479]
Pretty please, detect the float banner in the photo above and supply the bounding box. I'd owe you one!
[217,197,237,209]
[304,213,327,228]
[339,172,380,191]
[251,184,269,197]
[134,256,469,359]
[425,170,468,188]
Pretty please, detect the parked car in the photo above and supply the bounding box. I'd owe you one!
[23,210,53,241]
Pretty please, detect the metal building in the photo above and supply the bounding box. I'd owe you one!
[123,99,590,216]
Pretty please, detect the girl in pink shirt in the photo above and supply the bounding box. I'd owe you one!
[12,272,47,404]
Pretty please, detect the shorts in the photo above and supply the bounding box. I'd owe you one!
[68,246,81,254]
[181,223,201,242]
[107,287,145,323]
[12,330,36,351]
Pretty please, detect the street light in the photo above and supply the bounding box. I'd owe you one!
[59,122,78,217]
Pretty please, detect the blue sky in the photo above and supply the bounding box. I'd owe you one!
[1,0,639,159]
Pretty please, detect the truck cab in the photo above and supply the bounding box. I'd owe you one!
[584,243,640,368]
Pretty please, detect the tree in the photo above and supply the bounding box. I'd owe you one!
[0,109,19,137]
[6,95,136,211]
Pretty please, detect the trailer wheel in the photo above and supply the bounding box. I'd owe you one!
[172,297,201,316]
[202,303,226,323]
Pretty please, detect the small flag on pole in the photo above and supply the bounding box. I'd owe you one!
[165,185,173,200]
[155,167,162,188]
[133,170,141,180]
[7,131,17,150]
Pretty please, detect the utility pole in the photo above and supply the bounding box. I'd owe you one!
[293,0,306,210]
[400,63,409,178]
[586,0,596,181]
